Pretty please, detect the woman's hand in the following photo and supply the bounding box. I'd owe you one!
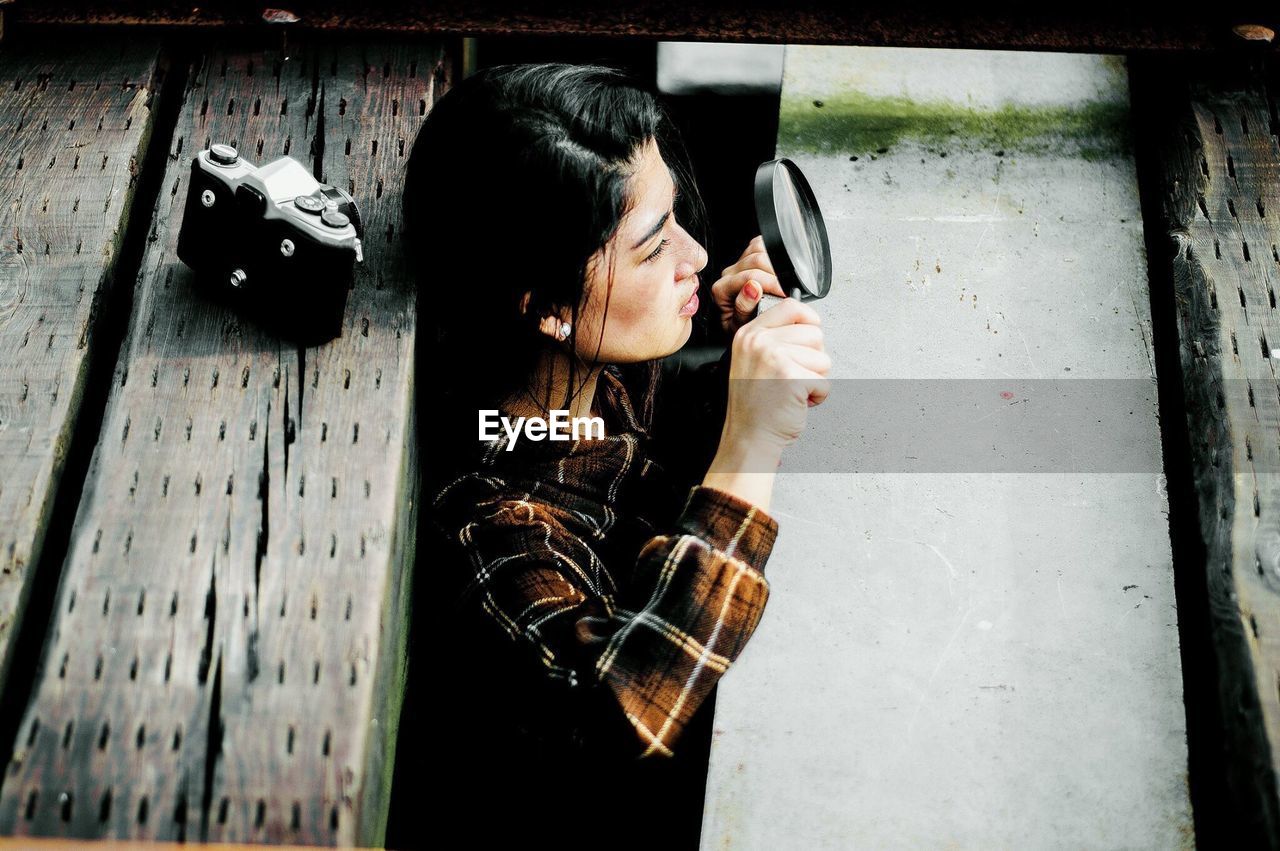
[723,297,830,453]
[701,297,830,509]
[711,235,789,337]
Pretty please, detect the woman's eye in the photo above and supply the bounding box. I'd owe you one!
[644,238,671,264]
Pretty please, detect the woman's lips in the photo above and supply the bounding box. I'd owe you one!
[678,286,699,317]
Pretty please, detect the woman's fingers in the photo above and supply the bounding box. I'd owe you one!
[776,344,831,378]
[721,243,777,279]
[732,284,759,324]
[713,269,789,335]
[722,250,776,278]
[722,287,831,450]
[749,295,822,330]
[718,272,784,322]
[748,270,787,298]
[806,375,832,407]
[765,323,825,350]
[709,236,786,336]
[778,358,831,407]
[712,269,784,303]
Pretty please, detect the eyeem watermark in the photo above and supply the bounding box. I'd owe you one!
[478,409,605,450]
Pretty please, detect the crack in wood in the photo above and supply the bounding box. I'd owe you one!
[198,652,222,841]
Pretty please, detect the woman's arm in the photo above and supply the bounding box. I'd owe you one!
[441,480,778,760]
[652,351,784,512]
[649,345,733,491]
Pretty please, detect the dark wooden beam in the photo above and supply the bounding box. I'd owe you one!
[7,3,1280,53]
[1140,51,1280,846]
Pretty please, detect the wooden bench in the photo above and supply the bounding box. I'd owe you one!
[0,30,452,845]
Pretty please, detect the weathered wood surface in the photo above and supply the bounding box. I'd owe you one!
[0,839,343,849]
[0,3,1248,53]
[1152,62,1280,844]
[0,34,450,844]
[700,45,1193,847]
[0,36,163,700]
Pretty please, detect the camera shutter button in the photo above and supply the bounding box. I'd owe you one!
[321,209,350,228]
[210,144,239,166]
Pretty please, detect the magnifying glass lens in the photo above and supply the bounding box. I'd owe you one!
[755,158,832,306]
[775,167,818,293]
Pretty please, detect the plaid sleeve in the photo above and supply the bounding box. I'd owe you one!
[452,482,778,759]
[602,484,777,756]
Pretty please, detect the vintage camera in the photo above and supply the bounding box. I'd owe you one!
[176,143,364,341]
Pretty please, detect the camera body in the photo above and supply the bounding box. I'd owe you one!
[176,143,364,340]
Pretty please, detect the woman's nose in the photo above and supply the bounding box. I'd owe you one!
[674,229,708,278]
[692,238,708,271]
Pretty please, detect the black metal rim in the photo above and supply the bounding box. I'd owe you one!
[752,157,832,300]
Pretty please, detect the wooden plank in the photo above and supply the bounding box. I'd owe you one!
[0,34,451,844]
[0,36,163,699]
[700,45,1193,847]
[3,3,1249,53]
[1149,61,1280,842]
[0,840,374,850]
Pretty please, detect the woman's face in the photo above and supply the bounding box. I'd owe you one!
[571,138,709,363]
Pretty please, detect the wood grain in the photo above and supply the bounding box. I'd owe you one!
[0,34,451,845]
[0,35,163,702]
[1157,65,1280,842]
[1,3,1252,53]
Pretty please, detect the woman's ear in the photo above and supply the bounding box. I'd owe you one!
[519,290,571,342]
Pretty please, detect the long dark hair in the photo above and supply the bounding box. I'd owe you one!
[404,62,708,479]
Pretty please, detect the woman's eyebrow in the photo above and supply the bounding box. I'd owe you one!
[631,210,670,250]
[630,182,678,252]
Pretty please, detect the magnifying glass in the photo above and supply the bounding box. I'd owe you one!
[753,157,832,314]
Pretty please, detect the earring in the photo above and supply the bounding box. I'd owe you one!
[557,322,571,341]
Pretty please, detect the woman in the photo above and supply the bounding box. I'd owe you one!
[398,62,829,845]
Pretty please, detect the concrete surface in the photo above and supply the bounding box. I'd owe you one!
[699,44,1193,849]
[657,41,785,96]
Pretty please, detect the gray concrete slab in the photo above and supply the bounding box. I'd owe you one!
[700,45,1193,849]
[657,42,784,96]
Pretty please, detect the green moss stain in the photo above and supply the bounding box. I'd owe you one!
[779,90,1131,161]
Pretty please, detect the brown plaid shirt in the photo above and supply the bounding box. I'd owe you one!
[429,360,779,762]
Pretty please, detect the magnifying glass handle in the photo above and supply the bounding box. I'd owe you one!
[754,287,804,316]
[756,292,785,314]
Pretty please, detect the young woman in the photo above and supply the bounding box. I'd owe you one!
[398,62,829,844]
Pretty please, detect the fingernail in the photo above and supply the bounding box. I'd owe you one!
[744,281,759,299]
